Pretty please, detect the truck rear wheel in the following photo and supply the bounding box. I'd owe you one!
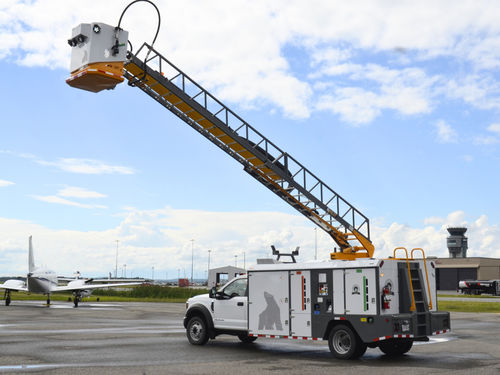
[379,339,413,356]
[186,316,209,345]
[328,324,367,360]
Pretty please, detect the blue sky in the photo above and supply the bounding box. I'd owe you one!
[0,0,499,279]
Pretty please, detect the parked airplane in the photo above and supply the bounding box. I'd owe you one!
[0,236,142,307]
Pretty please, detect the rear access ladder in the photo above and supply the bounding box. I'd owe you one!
[123,43,374,259]
[394,247,433,337]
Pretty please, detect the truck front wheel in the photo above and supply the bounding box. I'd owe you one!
[186,316,209,345]
[328,324,367,360]
[378,339,413,356]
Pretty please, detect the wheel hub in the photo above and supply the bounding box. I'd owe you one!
[333,330,351,354]
[190,322,202,340]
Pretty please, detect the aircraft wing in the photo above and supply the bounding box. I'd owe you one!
[0,280,28,292]
[53,282,142,292]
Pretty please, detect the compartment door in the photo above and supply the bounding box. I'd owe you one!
[345,268,377,315]
[290,270,311,337]
[248,271,290,336]
[333,269,345,315]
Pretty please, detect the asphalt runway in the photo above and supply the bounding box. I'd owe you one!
[0,301,498,374]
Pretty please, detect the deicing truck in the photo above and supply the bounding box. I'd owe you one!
[184,248,450,359]
[65,2,451,359]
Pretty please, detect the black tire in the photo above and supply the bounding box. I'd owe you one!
[238,333,257,343]
[379,339,413,356]
[186,316,209,345]
[328,324,366,360]
[74,298,79,307]
[5,297,11,306]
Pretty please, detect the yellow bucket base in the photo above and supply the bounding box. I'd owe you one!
[66,62,124,93]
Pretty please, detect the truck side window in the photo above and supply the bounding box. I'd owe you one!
[223,278,247,297]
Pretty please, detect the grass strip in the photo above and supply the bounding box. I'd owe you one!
[438,294,500,299]
[438,300,500,313]
[5,285,209,304]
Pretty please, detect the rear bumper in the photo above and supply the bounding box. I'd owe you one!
[429,311,451,335]
[350,311,451,344]
[389,311,450,340]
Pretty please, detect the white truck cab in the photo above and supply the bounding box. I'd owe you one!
[184,256,450,359]
[185,275,255,345]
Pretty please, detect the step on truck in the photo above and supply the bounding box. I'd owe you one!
[184,248,450,359]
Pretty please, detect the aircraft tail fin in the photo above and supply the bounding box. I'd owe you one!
[28,235,35,273]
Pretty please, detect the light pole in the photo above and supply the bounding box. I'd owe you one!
[123,264,126,278]
[115,240,119,279]
[207,249,211,284]
[152,266,154,281]
[191,239,194,286]
[314,227,318,261]
[235,254,238,267]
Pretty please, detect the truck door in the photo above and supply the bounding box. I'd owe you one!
[290,270,311,337]
[345,268,377,315]
[213,278,248,330]
[248,271,290,337]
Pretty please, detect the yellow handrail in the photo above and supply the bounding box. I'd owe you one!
[411,248,433,310]
[393,247,416,312]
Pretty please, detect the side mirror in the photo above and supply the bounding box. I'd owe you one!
[209,287,217,299]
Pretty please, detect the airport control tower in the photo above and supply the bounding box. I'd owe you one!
[447,227,468,258]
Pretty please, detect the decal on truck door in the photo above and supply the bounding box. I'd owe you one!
[258,291,283,330]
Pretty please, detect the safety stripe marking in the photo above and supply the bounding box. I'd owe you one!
[432,329,449,335]
[250,334,319,341]
[373,333,415,342]
[394,334,414,339]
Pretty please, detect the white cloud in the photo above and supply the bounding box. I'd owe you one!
[423,216,445,226]
[0,207,498,277]
[1,1,500,122]
[445,75,500,111]
[2,150,135,175]
[487,123,500,135]
[313,64,436,124]
[58,186,106,199]
[0,179,14,187]
[474,135,499,145]
[31,185,107,209]
[36,158,135,175]
[473,123,500,145]
[32,195,107,209]
[434,120,458,143]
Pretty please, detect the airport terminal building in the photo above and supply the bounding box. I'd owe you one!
[435,257,500,290]
[434,227,500,290]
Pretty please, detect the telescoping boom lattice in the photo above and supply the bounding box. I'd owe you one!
[66,21,374,260]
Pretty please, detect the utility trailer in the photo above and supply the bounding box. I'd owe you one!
[458,280,500,296]
[184,248,450,359]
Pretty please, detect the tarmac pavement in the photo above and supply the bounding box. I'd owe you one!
[0,300,498,374]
